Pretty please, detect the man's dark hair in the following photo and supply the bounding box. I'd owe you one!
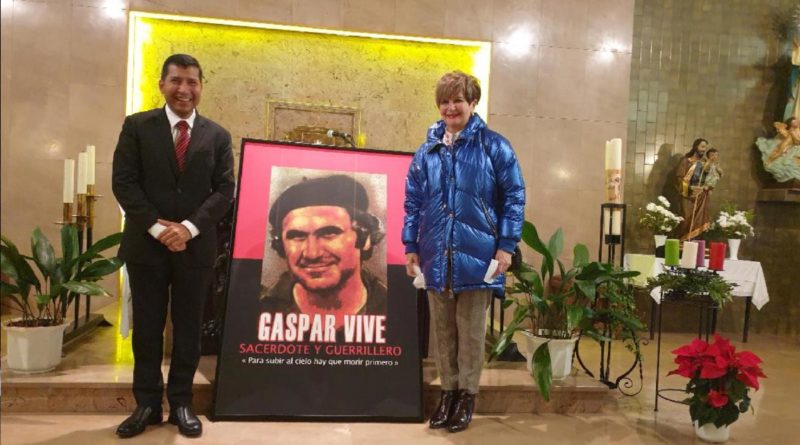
[160,54,204,81]
[685,137,708,158]
[269,174,384,260]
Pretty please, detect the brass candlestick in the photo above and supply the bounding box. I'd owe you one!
[76,193,88,229]
[86,184,98,230]
[57,202,73,225]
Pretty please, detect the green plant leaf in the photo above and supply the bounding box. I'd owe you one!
[521,221,553,278]
[77,232,123,262]
[547,229,564,261]
[575,279,597,302]
[76,258,124,281]
[34,293,53,305]
[532,342,553,401]
[31,227,57,278]
[1,242,39,299]
[567,305,585,331]
[60,225,79,278]
[572,244,589,268]
[1,281,22,296]
[61,281,110,296]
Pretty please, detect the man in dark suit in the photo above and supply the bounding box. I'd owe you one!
[112,54,234,438]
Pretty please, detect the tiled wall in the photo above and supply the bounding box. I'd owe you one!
[626,0,800,335]
[1,0,635,312]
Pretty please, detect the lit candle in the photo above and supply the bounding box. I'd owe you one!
[709,242,726,271]
[664,239,680,266]
[680,241,698,269]
[62,159,75,204]
[695,240,706,268]
[77,152,88,194]
[86,144,96,186]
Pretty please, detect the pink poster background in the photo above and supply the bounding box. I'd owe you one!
[232,141,413,265]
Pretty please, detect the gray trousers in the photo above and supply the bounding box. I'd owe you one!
[428,288,491,395]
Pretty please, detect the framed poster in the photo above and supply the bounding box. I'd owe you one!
[213,139,422,421]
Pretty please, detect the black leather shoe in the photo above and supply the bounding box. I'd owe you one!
[168,406,203,437]
[429,389,458,429]
[447,390,476,433]
[116,405,162,438]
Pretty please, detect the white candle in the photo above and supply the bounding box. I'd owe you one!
[611,208,623,235]
[77,152,88,194]
[86,144,96,185]
[680,241,698,269]
[63,159,75,204]
[602,208,623,236]
[605,139,622,170]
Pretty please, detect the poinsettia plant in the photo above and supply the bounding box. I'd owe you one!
[668,334,765,428]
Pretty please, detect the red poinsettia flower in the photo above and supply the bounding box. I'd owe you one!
[707,389,729,408]
[735,350,766,390]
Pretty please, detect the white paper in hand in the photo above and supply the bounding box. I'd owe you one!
[412,265,426,289]
[484,259,499,283]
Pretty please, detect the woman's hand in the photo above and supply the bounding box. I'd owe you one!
[492,249,512,279]
[405,253,420,277]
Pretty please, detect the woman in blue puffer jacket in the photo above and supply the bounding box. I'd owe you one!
[403,71,525,433]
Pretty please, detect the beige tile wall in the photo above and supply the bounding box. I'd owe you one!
[0,0,635,309]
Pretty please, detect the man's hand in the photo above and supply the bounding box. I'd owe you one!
[157,219,192,251]
[405,253,420,277]
[492,249,512,279]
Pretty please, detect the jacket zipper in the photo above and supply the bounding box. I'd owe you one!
[479,197,498,237]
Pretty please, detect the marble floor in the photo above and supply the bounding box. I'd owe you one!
[1,304,799,445]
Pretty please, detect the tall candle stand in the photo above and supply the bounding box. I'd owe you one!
[574,202,643,395]
[60,187,110,343]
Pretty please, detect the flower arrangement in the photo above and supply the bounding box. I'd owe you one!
[712,204,754,240]
[668,334,765,429]
[638,196,683,235]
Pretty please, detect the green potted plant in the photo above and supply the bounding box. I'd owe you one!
[490,221,644,400]
[1,225,123,372]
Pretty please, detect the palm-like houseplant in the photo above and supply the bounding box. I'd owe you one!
[490,221,644,400]
[1,225,123,372]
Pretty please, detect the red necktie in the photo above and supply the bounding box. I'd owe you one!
[175,120,190,171]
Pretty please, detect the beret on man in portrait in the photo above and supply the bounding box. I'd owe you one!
[268,174,369,231]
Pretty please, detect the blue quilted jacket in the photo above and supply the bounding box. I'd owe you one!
[402,114,526,294]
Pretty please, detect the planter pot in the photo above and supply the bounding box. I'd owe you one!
[694,421,730,443]
[522,331,578,380]
[2,320,68,373]
[727,239,741,261]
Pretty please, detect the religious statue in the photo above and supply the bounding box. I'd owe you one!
[755,117,800,183]
[684,148,723,240]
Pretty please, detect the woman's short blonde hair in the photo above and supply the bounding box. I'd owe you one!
[435,71,481,106]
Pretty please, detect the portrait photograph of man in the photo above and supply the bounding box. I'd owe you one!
[260,168,388,329]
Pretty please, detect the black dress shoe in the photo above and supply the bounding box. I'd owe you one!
[447,390,476,433]
[168,406,203,437]
[429,389,458,429]
[116,405,162,438]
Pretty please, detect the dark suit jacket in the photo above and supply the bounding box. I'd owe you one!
[112,107,235,267]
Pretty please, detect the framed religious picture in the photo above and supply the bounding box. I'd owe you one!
[212,139,422,421]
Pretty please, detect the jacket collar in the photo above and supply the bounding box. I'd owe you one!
[425,113,486,153]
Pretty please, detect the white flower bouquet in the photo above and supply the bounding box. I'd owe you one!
[638,196,683,235]
[713,207,754,239]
